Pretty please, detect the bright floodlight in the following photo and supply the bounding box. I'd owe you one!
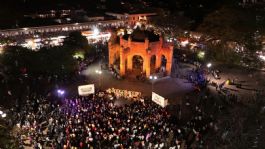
[93,28,99,36]
[61,90,65,95]
[259,55,265,61]
[198,51,205,59]
[96,70,102,74]
[207,63,212,68]
[1,113,6,118]
[150,75,157,80]
[0,110,3,115]
[57,89,65,95]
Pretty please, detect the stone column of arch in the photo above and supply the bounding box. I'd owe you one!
[142,57,146,72]
[127,54,133,70]
[165,46,173,75]
[144,54,151,77]
[166,58,172,75]
[108,42,121,68]
[155,54,161,70]
[119,49,126,76]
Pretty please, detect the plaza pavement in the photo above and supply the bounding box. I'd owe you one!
[79,61,265,102]
[60,61,264,106]
[80,62,194,105]
[206,64,265,99]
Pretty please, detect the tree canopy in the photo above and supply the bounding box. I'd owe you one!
[0,30,101,76]
[0,46,77,76]
[63,31,89,49]
[197,6,259,43]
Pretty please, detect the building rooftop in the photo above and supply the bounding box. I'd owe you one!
[123,28,160,42]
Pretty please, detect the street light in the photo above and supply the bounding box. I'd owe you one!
[0,110,6,118]
[1,113,6,118]
[206,62,212,74]
[149,75,157,93]
[207,62,212,68]
[198,51,205,59]
[93,27,100,36]
[57,89,65,97]
[95,69,102,88]
[95,70,102,74]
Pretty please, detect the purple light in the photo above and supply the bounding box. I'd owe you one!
[57,89,65,95]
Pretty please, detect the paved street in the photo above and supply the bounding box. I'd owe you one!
[81,62,194,105]
[78,61,265,104]
[206,64,265,99]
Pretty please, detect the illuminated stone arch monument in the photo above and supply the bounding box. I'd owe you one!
[108,29,173,78]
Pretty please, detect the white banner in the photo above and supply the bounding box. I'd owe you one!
[152,92,168,108]
[106,88,141,99]
[78,84,95,96]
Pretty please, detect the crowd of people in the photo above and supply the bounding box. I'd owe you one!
[1,27,263,149]
[8,90,216,149]
[1,49,263,149]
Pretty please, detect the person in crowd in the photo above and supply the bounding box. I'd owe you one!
[10,90,213,149]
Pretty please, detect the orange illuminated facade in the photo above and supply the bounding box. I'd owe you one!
[108,29,173,77]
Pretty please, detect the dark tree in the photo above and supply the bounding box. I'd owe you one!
[63,31,89,49]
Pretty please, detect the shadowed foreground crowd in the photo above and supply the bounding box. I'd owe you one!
[10,92,214,149]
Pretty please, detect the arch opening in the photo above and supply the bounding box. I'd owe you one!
[132,55,143,70]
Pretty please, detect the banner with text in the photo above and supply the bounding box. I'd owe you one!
[78,84,95,96]
[152,92,168,108]
[106,88,141,99]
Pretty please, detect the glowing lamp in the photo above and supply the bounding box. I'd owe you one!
[207,63,212,68]
[1,113,6,118]
[93,28,99,36]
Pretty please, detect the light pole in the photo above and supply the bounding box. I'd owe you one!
[93,27,100,36]
[95,69,102,88]
[57,89,65,98]
[206,62,212,74]
[0,110,6,118]
[149,75,157,93]
[207,63,212,68]
[57,89,65,95]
